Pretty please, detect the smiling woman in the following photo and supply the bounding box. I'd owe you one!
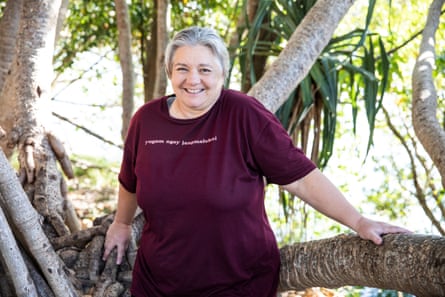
[102,26,410,297]
[165,27,228,119]
[167,44,225,119]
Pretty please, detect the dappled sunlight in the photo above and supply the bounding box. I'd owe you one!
[418,50,435,65]
[419,89,433,101]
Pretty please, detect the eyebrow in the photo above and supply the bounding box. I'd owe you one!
[174,62,213,68]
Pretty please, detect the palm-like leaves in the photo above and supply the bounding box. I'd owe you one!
[235,0,390,168]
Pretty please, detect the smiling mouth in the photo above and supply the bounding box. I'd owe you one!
[185,88,204,94]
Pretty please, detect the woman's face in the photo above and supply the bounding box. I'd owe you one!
[169,45,225,118]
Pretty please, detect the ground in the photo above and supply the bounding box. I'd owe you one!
[68,183,117,229]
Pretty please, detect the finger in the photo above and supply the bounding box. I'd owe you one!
[390,226,412,234]
[360,229,383,245]
[102,246,110,261]
[116,245,124,265]
[379,224,411,237]
[102,240,115,261]
[371,233,383,245]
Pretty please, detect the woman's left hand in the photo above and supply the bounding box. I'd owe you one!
[355,216,412,245]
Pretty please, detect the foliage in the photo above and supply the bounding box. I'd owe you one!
[69,154,119,191]
[50,0,445,238]
[266,184,349,245]
[0,1,5,15]
[54,0,119,73]
[237,0,389,169]
[358,0,445,234]
[170,0,240,33]
[55,0,158,75]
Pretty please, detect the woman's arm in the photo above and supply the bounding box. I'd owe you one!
[281,168,410,244]
[103,184,138,264]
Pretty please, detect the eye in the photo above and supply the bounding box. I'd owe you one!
[200,67,212,73]
[175,66,188,72]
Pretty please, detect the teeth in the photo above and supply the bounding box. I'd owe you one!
[186,88,202,94]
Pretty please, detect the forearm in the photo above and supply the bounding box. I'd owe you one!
[114,184,138,225]
[103,184,137,263]
[282,169,363,232]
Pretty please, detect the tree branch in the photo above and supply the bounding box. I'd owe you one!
[52,112,123,149]
[0,200,38,297]
[0,148,79,297]
[279,233,445,297]
[412,0,445,188]
[248,0,356,112]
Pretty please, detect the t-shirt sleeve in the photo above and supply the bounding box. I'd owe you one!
[118,113,140,193]
[250,108,317,185]
[119,148,137,193]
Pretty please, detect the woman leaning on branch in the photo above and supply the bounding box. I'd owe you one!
[103,26,410,297]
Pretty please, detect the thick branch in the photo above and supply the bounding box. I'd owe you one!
[248,0,355,112]
[0,201,38,297]
[0,148,79,297]
[279,233,445,297]
[412,0,445,187]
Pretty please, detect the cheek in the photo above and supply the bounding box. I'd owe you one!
[170,75,184,87]
[206,75,225,87]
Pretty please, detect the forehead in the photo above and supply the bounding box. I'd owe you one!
[173,45,219,66]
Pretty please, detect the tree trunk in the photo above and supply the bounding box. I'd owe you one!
[279,233,445,297]
[153,0,168,99]
[248,0,355,113]
[0,0,23,158]
[12,0,76,237]
[114,0,135,140]
[1,2,80,294]
[142,1,157,103]
[141,0,168,103]
[0,0,22,93]
[412,0,445,188]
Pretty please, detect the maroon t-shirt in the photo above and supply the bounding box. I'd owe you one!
[119,89,316,297]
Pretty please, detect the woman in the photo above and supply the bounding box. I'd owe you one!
[103,26,409,297]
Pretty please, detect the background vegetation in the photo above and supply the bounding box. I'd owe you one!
[3,0,441,295]
[50,0,444,238]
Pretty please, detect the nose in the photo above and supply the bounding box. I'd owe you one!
[186,69,200,84]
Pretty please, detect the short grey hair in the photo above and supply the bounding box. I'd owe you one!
[164,26,230,80]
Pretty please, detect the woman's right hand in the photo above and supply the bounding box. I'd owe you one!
[103,221,132,265]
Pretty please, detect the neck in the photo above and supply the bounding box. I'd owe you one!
[169,100,208,119]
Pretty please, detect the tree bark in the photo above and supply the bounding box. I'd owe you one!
[141,1,157,103]
[0,202,38,297]
[0,148,79,297]
[0,0,22,94]
[0,0,23,158]
[248,0,355,113]
[153,0,168,99]
[279,233,445,297]
[114,0,135,140]
[12,0,77,239]
[412,0,445,188]
[54,0,69,46]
